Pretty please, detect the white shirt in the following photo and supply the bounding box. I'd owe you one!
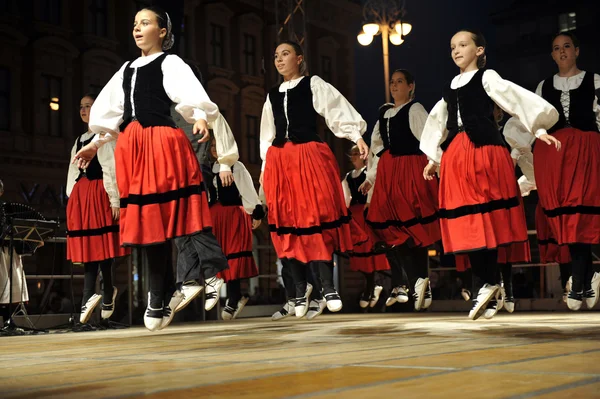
[502,117,536,196]
[208,114,239,172]
[420,69,559,164]
[66,132,120,207]
[211,161,261,215]
[535,71,600,131]
[89,52,219,147]
[365,101,429,185]
[259,75,367,171]
[341,166,366,208]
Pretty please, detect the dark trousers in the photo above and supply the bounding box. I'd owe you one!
[174,231,229,284]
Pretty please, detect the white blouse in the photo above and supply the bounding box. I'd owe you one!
[502,117,536,195]
[66,132,120,207]
[420,69,559,165]
[341,166,367,208]
[211,161,261,215]
[259,75,367,171]
[535,71,600,131]
[89,52,219,147]
[365,101,429,185]
[208,114,239,172]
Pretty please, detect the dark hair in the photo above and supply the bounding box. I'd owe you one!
[140,5,174,50]
[82,93,97,101]
[552,31,580,48]
[391,69,415,98]
[457,29,487,68]
[277,40,307,75]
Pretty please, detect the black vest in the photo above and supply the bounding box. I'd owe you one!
[441,69,506,150]
[378,101,422,156]
[346,169,367,205]
[269,76,322,146]
[120,53,176,131]
[541,71,599,134]
[208,164,243,207]
[77,135,103,181]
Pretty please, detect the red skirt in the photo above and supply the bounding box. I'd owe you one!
[212,204,258,282]
[264,141,354,264]
[439,133,528,254]
[536,203,571,264]
[533,127,600,245]
[348,203,391,273]
[67,177,129,263]
[366,152,441,247]
[115,122,212,246]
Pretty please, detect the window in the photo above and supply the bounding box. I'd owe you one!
[210,24,225,67]
[321,56,332,83]
[246,115,260,164]
[559,12,577,32]
[38,0,61,25]
[0,68,10,131]
[41,75,62,136]
[89,0,108,37]
[243,34,257,75]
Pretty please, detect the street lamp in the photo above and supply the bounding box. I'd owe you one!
[357,0,412,103]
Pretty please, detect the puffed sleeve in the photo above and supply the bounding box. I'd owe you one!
[96,134,120,208]
[66,139,80,198]
[420,99,449,164]
[209,114,239,172]
[483,70,559,138]
[365,121,383,184]
[594,73,600,130]
[503,117,535,161]
[310,76,366,142]
[232,162,264,219]
[88,62,128,146]
[341,174,351,208]
[259,96,275,171]
[162,55,219,124]
[408,102,429,141]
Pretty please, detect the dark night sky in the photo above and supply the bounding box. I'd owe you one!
[353,0,503,134]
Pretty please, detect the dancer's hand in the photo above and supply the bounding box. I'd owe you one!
[219,171,234,187]
[423,163,437,180]
[358,180,372,195]
[72,142,98,169]
[111,207,120,221]
[252,219,261,229]
[193,119,210,143]
[259,171,264,186]
[538,134,561,151]
[356,138,369,160]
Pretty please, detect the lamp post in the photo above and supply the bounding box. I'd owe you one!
[357,0,412,103]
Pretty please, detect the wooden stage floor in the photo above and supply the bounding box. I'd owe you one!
[1,312,599,398]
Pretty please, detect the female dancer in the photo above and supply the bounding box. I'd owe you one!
[73,6,225,331]
[534,31,600,311]
[342,145,389,309]
[66,94,128,324]
[421,29,560,320]
[363,69,438,311]
[205,135,264,320]
[260,41,368,318]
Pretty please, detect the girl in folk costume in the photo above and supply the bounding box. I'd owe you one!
[533,31,600,311]
[204,129,264,320]
[73,6,226,331]
[260,41,369,318]
[66,94,128,324]
[362,69,438,311]
[341,145,390,309]
[421,29,560,320]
